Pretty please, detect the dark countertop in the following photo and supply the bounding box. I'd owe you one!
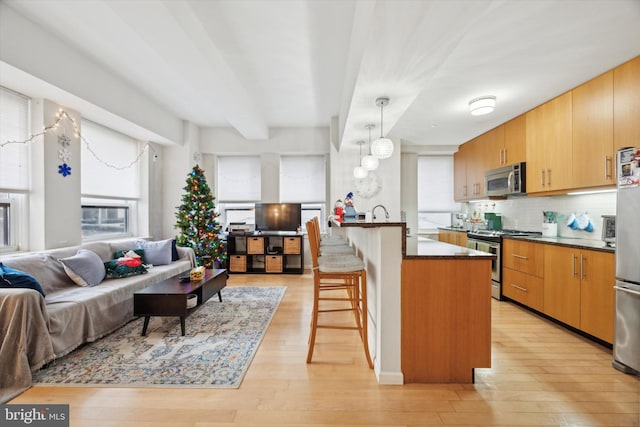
[503,235,615,254]
[405,237,496,260]
[333,219,494,260]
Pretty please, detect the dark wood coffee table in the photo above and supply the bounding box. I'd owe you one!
[133,268,227,336]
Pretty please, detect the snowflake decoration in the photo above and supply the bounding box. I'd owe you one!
[58,133,71,147]
[58,148,71,162]
[58,163,72,177]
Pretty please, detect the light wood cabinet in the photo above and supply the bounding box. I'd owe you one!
[572,71,614,188]
[543,245,615,342]
[502,267,544,312]
[578,249,615,343]
[438,229,467,247]
[465,137,486,198]
[543,245,581,328]
[614,55,640,152]
[502,239,544,277]
[453,145,469,201]
[485,115,526,170]
[526,92,573,193]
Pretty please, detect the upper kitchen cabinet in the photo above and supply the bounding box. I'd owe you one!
[572,71,614,188]
[614,56,640,152]
[525,92,573,194]
[485,115,526,170]
[453,138,486,201]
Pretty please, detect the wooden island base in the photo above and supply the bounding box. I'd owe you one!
[401,258,492,383]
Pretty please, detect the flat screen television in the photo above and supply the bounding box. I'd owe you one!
[254,203,301,232]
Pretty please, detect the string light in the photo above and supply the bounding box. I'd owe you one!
[0,109,157,169]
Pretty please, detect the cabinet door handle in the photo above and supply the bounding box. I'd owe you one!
[499,149,503,165]
[511,284,528,292]
[605,156,612,180]
[572,253,577,277]
[463,184,467,197]
[503,148,507,165]
[540,170,545,187]
[511,254,528,260]
[547,169,551,187]
[580,255,586,280]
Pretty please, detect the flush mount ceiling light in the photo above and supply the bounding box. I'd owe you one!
[353,140,368,179]
[371,97,394,159]
[469,96,496,116]
[361,124,379,171]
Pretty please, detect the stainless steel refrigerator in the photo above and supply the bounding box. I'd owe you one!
[612,146,640,376]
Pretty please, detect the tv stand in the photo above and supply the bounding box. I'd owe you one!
[227,231,304,274]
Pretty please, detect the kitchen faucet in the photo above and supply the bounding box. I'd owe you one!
[372,204,389,221]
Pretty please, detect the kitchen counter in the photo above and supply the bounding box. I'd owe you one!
[331,218,492,384]
[333,219,495,260]
[504,235,615,253]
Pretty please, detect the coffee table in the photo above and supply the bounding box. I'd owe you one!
[133,268,227,336]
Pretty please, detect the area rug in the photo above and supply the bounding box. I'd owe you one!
[33,286,285,388]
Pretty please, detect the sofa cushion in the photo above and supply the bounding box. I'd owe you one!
[137,239,172,265]
[104,258,148,279]
[113,248,146,264]
[0,253,75,294]
[0,263,46,297]
[59,249,106,287]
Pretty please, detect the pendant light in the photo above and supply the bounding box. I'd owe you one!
[361,124,379,171]
[371,97,394,159]
[353,141,368,179]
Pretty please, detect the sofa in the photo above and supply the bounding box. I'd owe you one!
[0,238,196,403]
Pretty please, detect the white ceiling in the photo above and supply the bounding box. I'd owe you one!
[4,0,640,151]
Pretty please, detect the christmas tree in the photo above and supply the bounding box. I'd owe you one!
[175,165,225,268]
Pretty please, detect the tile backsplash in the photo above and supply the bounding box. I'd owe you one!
[466,191,616,241]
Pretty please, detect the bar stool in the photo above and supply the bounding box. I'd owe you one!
[305,219,373,368]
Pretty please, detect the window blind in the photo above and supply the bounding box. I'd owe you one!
[0,87,30,190]
[81,120,140,199]
[417,155,459,212]
[280,155,326,203]
[217,156,261,202]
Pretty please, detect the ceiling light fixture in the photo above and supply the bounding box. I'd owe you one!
[353,141,368,179]
[469,96,496,116]
[371,97,394,159]
[361,124,379,171]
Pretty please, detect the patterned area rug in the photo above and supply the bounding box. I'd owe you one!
[33,286,285,388]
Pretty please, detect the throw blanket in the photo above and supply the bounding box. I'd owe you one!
[0,289,55,403]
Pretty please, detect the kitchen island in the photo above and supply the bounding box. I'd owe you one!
[331,218,494,384]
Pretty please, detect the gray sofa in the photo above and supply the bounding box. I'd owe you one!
[0,238,195,403]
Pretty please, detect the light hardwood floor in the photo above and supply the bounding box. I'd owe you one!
[11,273,639,426]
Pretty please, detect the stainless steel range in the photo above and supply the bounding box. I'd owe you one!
[466,229,542,300]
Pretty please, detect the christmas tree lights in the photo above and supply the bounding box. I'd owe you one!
[175,165,224,268]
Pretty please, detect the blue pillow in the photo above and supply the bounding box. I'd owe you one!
[137,239,172,265]
[59,249,106,287]
[0,262,46,297]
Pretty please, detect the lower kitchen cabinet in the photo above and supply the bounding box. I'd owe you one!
[543,244,615,343]
[502,267,544,312]
[438,229,467,247]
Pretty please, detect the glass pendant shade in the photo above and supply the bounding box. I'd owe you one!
[361,154,379,170]
[353,165,368,179]
[372,137,394,159]
[373,97,394,159]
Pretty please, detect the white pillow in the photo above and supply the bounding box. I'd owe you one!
[136,239,173,265]
[59,249,106,287]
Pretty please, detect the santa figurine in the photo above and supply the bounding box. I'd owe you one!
[334,199,344,219]
[344,192,357,217]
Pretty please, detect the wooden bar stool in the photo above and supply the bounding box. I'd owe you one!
[305,219,373,368]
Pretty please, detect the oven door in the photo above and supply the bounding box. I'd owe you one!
[474,241,500,283]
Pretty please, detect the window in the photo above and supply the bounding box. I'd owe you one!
[417,155,460,232]
[0,201,9,247]
[280,155,326,232]
[0,87,30,251]
[81,120,141,239]
[217,156,261,229]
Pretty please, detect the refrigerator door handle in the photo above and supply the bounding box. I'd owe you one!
[614,285,640,297]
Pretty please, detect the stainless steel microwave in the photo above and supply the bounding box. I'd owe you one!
[485,162,526,197]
